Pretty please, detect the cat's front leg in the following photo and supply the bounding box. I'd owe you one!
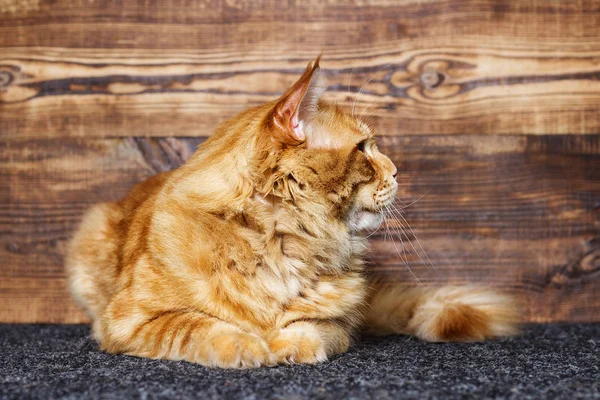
[266,272,365,364]
[99,290,275,368]
[268,320,351,364]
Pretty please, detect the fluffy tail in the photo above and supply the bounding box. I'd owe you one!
[363,282,519,342]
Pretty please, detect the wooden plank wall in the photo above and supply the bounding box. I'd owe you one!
[1,0,599,323]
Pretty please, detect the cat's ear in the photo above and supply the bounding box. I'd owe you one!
[270,57,327,145]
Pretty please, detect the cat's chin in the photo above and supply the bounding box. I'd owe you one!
[347,210,384,233]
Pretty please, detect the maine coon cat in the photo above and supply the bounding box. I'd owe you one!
[66,58,518,368]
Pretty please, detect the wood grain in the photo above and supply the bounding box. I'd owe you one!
[2,0,599,324]
[1,135,598,323]
[2,0,600,137]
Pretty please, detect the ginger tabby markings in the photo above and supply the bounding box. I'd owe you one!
[66,58,518,368]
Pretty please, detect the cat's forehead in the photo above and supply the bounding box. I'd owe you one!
[306,105,372,149]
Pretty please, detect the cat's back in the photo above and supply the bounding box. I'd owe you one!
[117,171,172,216]
[65,171,172,322]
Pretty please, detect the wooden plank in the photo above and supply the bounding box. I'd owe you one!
[0,278,86,324]
[1,135,598,323]
[2,0,600,138]
[2,1,599,48]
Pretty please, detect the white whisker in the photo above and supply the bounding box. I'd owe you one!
[389,203,437,272]
[394,189,431,210]
[384,205,422,285]
[347,66,354,98]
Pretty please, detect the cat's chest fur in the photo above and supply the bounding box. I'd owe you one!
[179,198,368,332]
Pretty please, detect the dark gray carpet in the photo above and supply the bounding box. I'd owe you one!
[0,324,598,400]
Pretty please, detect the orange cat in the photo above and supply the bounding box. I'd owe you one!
[66,58,518,368]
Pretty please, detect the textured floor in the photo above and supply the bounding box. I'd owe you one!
[0,324,598,400]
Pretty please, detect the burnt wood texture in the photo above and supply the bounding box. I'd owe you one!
[1,0,599,323]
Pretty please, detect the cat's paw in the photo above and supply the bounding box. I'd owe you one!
[207,331,275,368]
[268,322,327,364]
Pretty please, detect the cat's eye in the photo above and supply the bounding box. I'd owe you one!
[357,140,368,153]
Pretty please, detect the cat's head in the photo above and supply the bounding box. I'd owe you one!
[257,58,397,232]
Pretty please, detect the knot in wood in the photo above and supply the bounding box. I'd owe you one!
[420,69,443,89]
[0,70,14,88]
[581,250,600,273]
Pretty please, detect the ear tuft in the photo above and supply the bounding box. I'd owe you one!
[298,67,327,123]
[270,57,328,145]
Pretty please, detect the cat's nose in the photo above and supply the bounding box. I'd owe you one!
[392,166,398,179]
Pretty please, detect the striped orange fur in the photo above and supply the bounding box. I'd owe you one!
[66,58,518,368]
